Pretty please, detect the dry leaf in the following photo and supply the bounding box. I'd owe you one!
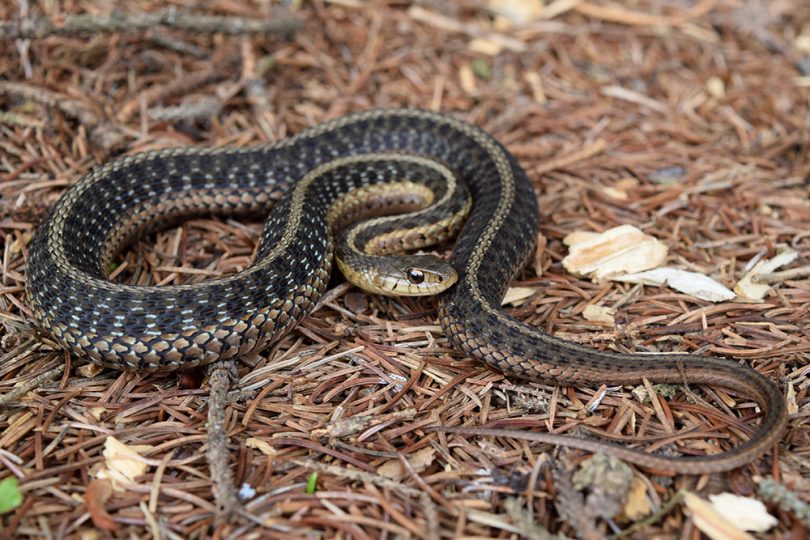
[77,363,105,378]
[621,475,651,520]
[246,437,277,456]
[612,268,735,302]
[600,186,629,200]
[706,76,725,98]
[708,493,777,532]
[487,0,545,25]
[562,225,668,281]
[87,407,106,421]
[796,35,810,53]
[96,436,152,491]
[523,71,546,104]
[786,380,798,415]
[468,37,504,56]
[683,491,756,540]
[734,248,798,300]
[502,286,538,306]
[459,64,477,94]
[377,447,435,480]
[582,304,616,325]
[563,230,599,246]
[85,478,117,531]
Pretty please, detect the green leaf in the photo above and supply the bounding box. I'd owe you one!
[305,472,317,494]
[471,58,491,80]
[0,477,22,514]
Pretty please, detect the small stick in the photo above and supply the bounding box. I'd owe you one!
[0,9,301,39]
[0,362,63,404]
[206,360,241,523]
[752,265,810,284]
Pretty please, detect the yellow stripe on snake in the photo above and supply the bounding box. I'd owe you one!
[26,109,786,474]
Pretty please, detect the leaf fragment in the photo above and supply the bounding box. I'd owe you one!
[683,491,756,540]
[612,268,735,302]
[95,436,152,491]
[734,248,799,300]
[85,478,117,530]
[562,225,668,281]
[0,476,22,514]
[708,493,778,532]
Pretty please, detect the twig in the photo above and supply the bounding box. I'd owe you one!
[148,97,222,122]
[0,361,63,405]
[117,64,232,123]
[0,81,131,150]
[0,9,302,39]
[752,265,810,284]
[0,81,101,126]
[206,360,241,523]
[147,32,207,58]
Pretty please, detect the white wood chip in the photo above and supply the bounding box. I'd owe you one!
[612,268,736,302]
[683,491,756,540]
[502,286,538,306]
[734,248,799,300]
[562,224,668,281]
[582,304,616,324]
[708,493,778,533]
[96,436,153,491]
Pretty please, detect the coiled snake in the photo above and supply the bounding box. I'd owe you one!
[26,109,786,474]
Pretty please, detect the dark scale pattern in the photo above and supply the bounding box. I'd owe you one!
[27,109,786,473]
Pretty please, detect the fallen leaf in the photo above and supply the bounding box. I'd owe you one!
[683,491,756,540]
[523,71,546,104]
[786,380,798,415]
[468,37,503,56]
[377,447,435,480]
[562,225,668,281]
[582,304,616,325]
[600,186,629,200]
[563,230,599,246]
[621,475,651,521]
[533,232,547,277]
[246,437,277,456]
[459,64,477,94]
[96,436,152,491]
[487,0,545,25]
[77,363,105,378]
[706,76,725,98]
[708,493,777,532]
[796,34,810,53]
[502,286,538,306]
[734,248,799,300]
[85,478,117,530]
[612,268,735,302]
[0,476,22,514]
[87,407,106,421]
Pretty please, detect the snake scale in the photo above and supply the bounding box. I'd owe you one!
[26,109,787,474]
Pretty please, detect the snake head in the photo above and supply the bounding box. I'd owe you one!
[337,254,457,296]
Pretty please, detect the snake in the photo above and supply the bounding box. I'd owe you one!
[26,109,787,474]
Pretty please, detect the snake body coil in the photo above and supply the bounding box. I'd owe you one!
[27,109,786,473]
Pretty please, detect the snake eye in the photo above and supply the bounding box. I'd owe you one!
[406,268,425,284]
